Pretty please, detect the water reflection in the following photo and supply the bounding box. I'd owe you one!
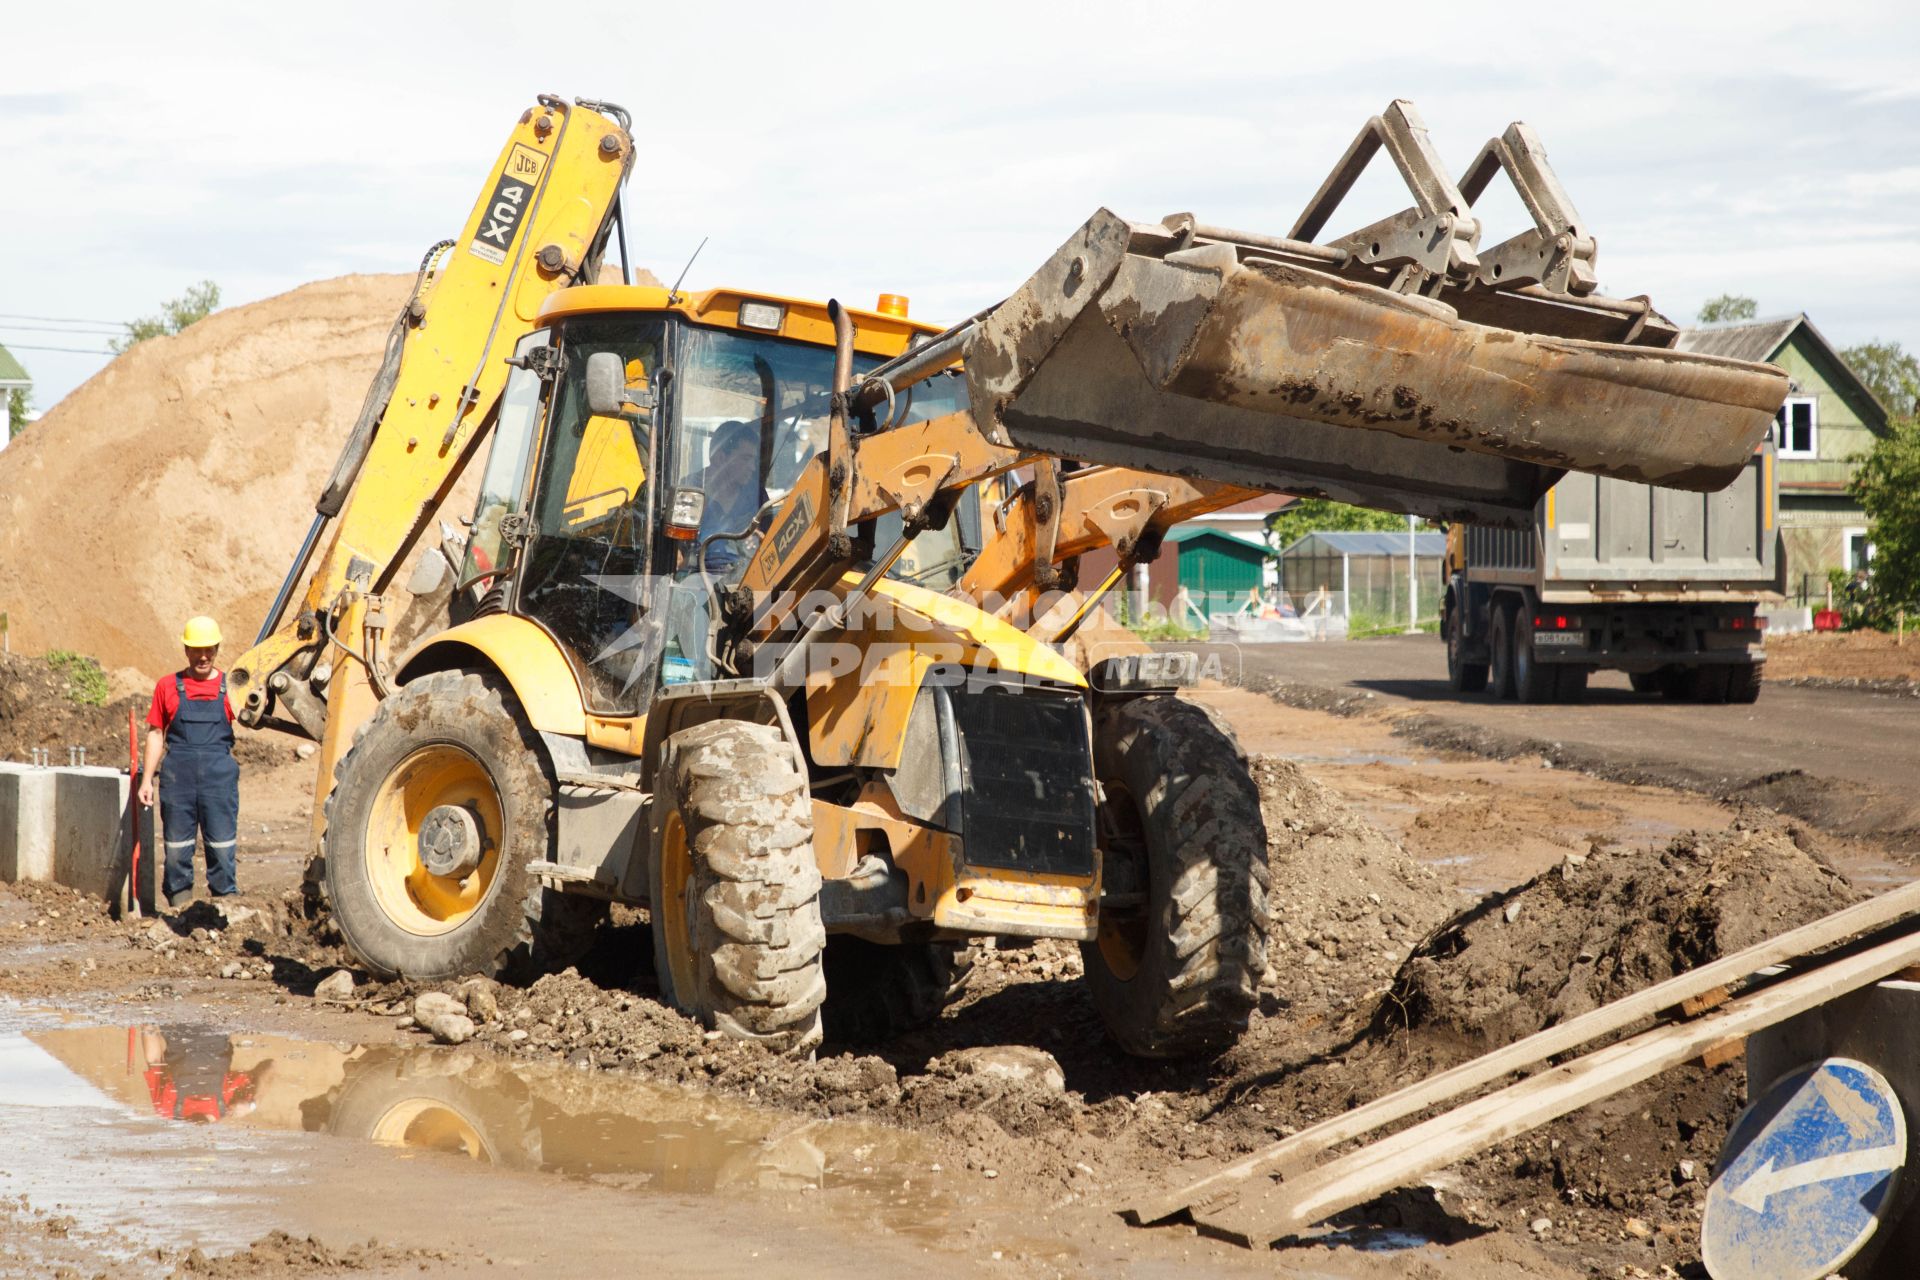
[26,1024,932,1202]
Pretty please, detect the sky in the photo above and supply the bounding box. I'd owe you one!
[4,0,1918,412]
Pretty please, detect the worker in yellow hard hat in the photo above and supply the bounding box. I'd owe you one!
[137,616,241,909]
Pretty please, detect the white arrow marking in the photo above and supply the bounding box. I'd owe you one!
[1730,1144,1904,1213]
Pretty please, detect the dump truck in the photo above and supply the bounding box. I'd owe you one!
[1439,445,1781,704]
[226,94,1787,1058]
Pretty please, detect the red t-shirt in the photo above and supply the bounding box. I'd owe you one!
[147,669,234,731]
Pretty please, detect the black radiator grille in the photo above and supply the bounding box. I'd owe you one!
[949,685,1096,878]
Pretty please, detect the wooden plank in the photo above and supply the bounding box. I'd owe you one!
[1123,878,1920,1226]
[1189,927,1920,1248]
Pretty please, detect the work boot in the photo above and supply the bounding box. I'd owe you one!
[167,889,194,910]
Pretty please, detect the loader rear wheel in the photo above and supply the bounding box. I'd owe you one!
[821,938,974,1044]
[323,671,605,983]
[1081,696,1270,1060]
[1444,603,1489,693]
[650,720,825,1054]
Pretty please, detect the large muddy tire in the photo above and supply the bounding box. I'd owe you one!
[1489,603,1518,700]
[1081,696,1270,1060]
[650,720,825,1054]
[323,671,605,983]
[1444,602,1489,693]
[822,938,973,1044]
[1726,662,1764,704]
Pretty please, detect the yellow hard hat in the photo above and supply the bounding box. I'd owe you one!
[181,616,223,647]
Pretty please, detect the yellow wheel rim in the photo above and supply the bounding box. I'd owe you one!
[369,1098,493,1163]
[658,809,698,1000]
[363,744,505,937]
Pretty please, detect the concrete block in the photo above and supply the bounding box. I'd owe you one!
[1763,605,1814,635]
[0,762,57,882]
[52,767,131,901]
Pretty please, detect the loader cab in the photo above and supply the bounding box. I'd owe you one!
[454,286,965,719]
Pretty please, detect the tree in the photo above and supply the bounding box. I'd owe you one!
[1839,340,1920,419]
[1847,338,1920,621]
[1265,498,1411,552]
[1849,416,1920,616]
[1697,294,1758,324]
[110,280,221,353]
[6,388,27,440]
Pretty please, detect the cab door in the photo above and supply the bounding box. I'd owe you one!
[514,314,669,715]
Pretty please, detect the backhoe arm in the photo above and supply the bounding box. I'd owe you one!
[227,96,633,739]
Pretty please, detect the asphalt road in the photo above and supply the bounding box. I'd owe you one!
[1232,633,1920,850]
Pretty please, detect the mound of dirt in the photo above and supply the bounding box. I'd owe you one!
[1398,817,1861,1049]
[1254,756,1452,1018]
[0,650,146,763]
[0,275,414,675]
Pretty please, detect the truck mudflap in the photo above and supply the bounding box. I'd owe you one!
[866,102,1788,524]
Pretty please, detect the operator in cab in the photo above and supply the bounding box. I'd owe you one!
[138,616,241,909]
[665,420,768,681]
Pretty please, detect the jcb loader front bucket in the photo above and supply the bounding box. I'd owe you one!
[948,209,1785,525]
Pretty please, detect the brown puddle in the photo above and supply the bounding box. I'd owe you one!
[0,1002,970,1270]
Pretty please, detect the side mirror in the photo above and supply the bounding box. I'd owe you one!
[585,351,653,420]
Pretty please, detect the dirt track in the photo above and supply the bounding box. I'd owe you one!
[1236,633,1920,851]
[4,672,1909,1277]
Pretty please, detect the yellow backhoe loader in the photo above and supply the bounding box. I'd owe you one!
[229,94,1788,1056]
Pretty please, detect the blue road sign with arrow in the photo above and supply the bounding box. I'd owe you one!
[1703,1057,1907,1280]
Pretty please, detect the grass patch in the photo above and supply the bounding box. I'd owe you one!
[46,650,110,707]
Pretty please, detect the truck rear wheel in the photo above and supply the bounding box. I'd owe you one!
[1726,662,1764,704]
[1512,613,1558,704]
[1081,696,1270,1059]
[822,938,973,1044]
[1489,604,1518,699]
[323,671,605,983]
[1688,665,1733,704]
[1445,603,1489,693]
[650,719,825,1054]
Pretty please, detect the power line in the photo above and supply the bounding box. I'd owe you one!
[0,311,127,326]
[0,321,126,337]
[1,341,118,355]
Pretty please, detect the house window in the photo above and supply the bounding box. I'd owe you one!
[1845,527,1874,573]
[1775,397,1817,458]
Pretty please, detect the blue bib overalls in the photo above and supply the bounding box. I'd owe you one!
[159,673,240,900]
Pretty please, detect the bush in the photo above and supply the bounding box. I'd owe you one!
[46,650,109,707]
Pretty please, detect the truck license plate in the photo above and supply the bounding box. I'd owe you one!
[1534,631,1583,647]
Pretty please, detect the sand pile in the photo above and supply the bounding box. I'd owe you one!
[1398,817,1861,1048]
[0,275,415,674]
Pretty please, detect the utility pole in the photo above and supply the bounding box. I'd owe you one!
[1406,514,1419,633]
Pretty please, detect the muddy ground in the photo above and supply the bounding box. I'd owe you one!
[1,678,1912,1277]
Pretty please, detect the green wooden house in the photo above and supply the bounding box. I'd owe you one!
[1676,316,1890,602]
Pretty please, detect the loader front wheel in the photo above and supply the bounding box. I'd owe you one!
[822,938,973,1044]
[650,720,825,1054]
[323,671,604,983]
[1081,696,1270,1059]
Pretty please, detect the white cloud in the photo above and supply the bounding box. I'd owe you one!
[4,0,1918,407]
